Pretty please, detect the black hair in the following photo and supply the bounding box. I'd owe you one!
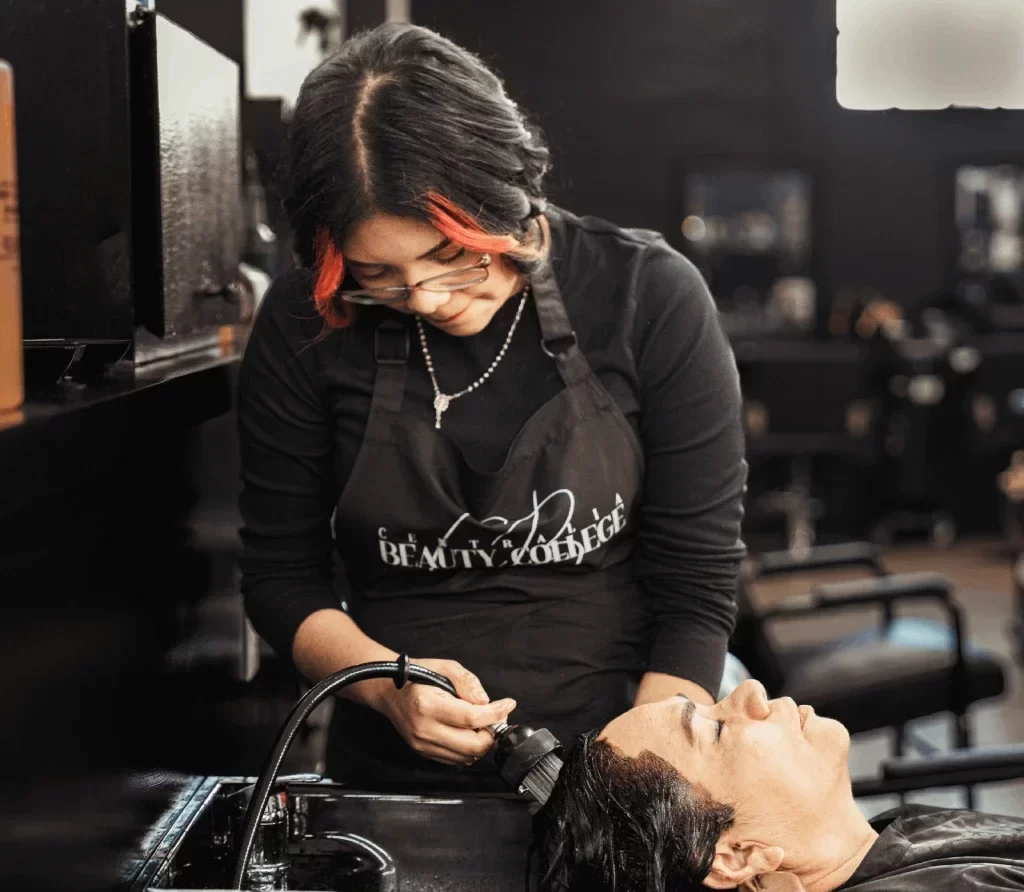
[534,730,736,892]
[285,22,550,270]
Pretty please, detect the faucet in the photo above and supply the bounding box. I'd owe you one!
[230,657,458,889]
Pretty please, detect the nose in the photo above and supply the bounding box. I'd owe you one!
[722,678,771,721]
[405,286,451,317]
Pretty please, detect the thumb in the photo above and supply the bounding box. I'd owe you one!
[484,698,518,725]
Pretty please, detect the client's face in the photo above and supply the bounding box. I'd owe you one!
[600,680,851,835]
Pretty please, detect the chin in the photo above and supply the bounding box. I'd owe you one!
[820,716,852,762]
[829,716,851,748]
[804,712,850,755]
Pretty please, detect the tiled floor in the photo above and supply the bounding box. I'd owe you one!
[747,538,1024,818]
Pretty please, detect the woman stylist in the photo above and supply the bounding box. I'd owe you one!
[237,22,747,791]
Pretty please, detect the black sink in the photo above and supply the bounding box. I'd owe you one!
[131,778,538,892]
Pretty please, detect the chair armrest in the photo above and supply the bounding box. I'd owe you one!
[747,542,886,580]
[852,745,1024,797]
[759,572,954,621]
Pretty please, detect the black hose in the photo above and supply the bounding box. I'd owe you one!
[230,657,457,889]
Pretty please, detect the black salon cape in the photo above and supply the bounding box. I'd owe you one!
[839,805,1024,890]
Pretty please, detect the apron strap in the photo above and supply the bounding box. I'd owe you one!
[530,257,595,389]
[365,319,410,443]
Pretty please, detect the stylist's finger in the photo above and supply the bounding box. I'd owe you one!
[415,739,484,766]
[423,658,490,705]
[423,715,508,756]
[415,724,497,763]
[433,696,517,730]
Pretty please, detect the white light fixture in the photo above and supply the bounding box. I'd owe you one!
[244,0,340,107]
[836,0,1024,110]
[386,0,411,23]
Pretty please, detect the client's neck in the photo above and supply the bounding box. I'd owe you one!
[789,799,878,892]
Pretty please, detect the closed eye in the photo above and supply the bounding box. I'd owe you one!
[715,719,725,743]
[438,247,467,265]
[356,248,466,282]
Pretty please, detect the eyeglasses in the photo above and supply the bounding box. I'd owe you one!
[338,254,492,306]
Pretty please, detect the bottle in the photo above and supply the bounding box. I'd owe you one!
[0,59,23,413]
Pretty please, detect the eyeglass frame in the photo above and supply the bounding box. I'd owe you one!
[337,253,493,306]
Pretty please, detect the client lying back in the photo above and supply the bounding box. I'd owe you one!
[534,680,1024,892]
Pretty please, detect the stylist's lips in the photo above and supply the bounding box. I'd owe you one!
[431,304,470,326]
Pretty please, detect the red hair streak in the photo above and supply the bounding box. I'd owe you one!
[426,191,520,254]
[313,230,354,328]
[311,198,522,328]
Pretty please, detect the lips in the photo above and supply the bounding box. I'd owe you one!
[798,705,813,730]
[432,305,469,325]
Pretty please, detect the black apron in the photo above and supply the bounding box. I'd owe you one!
[327,253,647,791]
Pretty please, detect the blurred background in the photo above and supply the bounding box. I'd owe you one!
[3,0,1024,889]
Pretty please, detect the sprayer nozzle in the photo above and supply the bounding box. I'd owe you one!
[491,723,564,807]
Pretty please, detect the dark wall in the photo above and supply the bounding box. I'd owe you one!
[348,0,388,33]
[414,0,1024,309]
[0,356,306,890]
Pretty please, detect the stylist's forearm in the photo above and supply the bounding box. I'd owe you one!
[634,671,715,708]
[292,608,399,711]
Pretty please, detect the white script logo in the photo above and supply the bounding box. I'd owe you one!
[377,490,628,570]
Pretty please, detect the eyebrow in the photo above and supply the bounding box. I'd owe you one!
[346,237,452,267]
[679,696,696,747]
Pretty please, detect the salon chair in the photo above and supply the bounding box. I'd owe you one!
[732,542,1006,806]
[734,338,882,552]
[853,743,1024,799]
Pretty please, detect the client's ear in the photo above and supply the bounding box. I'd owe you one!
[702,839,784,890]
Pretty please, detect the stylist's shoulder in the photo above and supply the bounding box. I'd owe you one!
[631,237,724,361]
[246,267,323,350]
[238,267,330,408]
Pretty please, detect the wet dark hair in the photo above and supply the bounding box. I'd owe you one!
[284,22,551,327]
[535,730,736,892]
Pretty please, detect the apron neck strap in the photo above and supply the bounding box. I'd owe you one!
[530,259,574,347]
[530,257,587,383]
[364,320,409,442]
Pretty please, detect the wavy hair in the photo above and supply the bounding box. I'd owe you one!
[535,730,736,892]
[285,23,551,328]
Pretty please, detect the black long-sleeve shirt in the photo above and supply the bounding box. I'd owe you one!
[237,207,747,698]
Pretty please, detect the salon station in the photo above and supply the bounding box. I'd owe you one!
[4,1,1024,890]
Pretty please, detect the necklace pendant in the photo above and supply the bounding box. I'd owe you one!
[433,393,451,429]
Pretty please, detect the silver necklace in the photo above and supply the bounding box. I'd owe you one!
[416,285,530,430]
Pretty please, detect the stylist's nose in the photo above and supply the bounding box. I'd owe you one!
[724,678,771,721]
[405,286,451,317]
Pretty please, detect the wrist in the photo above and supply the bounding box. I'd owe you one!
[351,675,398,714]
[337,644,401,713]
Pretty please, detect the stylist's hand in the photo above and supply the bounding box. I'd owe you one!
[379,657,517,766]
